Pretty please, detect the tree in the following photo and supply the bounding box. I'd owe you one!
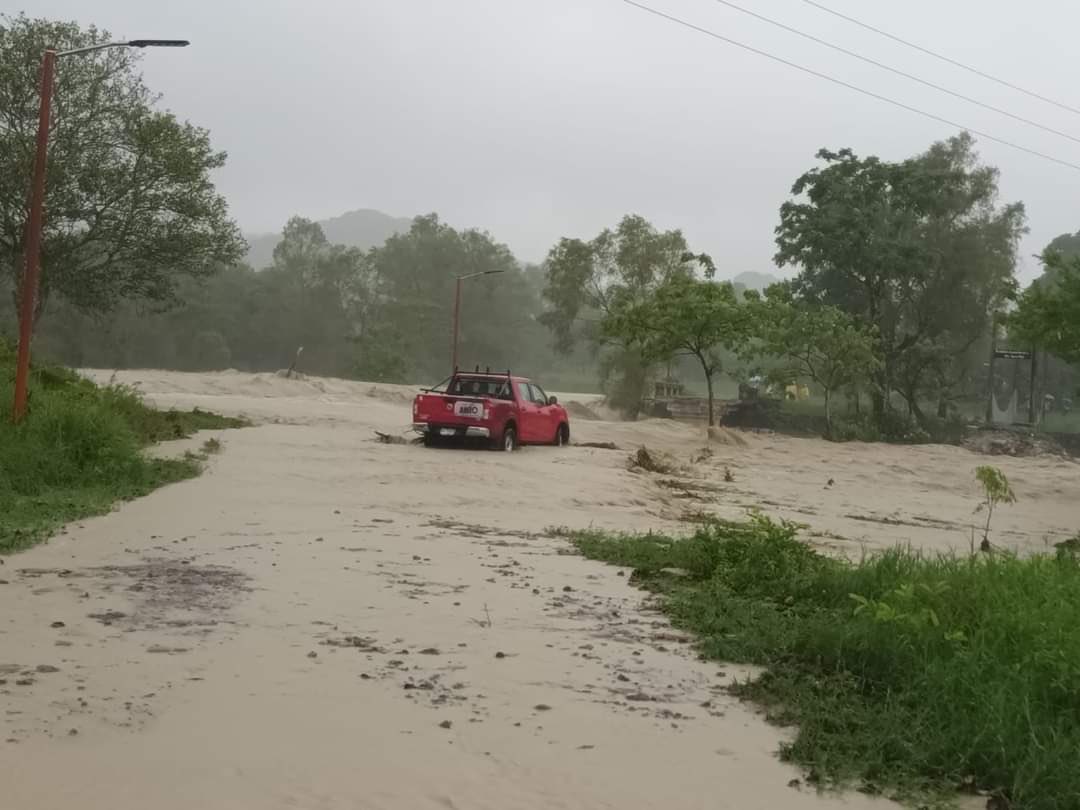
[0,14,244,317]
[749,286,880,437]
[363,214,541,381]
[1044,231,1080,260]
[775,133,1024,428]
[974,465,1015,551]
[541,214,711,415]
[272,216,331,279]
[604,275,744,426]
[1011,252,1080,365]
[1,205,587,387]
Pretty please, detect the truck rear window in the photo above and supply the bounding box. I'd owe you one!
[448,377,513,399]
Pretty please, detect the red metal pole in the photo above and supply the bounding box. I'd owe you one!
[12,50,56,424]
[451,276,462,373]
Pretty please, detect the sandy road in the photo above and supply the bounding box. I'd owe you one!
[2,370,1076,809]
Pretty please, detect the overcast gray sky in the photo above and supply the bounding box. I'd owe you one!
[31,0,1080,282]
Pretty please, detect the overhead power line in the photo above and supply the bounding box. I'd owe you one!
[618,0,1080,172]
[706,0,1080,145]
[802,0,1080,118]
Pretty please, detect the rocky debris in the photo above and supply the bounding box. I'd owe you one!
[963,428,1072,458]
[629,447,677,475]
[691,447,713,464]
[323,635,383,652]
[1055,535,1080,552]
[374,431,421,446]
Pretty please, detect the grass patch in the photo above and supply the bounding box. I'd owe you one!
[567,516,1080,808]
[1,343,246,553]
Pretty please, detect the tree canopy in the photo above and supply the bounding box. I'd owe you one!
[603,275,743,426]
[775,133,1025,427]
[748,285,879,436]
[1011,252,1080,365]
[0,14,244,315]
[5,212,586,388]
[541,214,713,414]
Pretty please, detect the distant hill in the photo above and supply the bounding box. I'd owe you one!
[731,271,779,291]
[244,208,415,269]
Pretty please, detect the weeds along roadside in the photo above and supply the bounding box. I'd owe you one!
[0,345,246,553]
[563,514,1080,809]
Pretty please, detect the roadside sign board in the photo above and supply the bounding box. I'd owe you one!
[994,350,1033,360]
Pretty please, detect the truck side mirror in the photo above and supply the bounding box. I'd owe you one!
[548,396,558,406]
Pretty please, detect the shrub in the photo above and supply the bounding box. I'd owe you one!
[571,517,1080,807]
[0,346,244,553]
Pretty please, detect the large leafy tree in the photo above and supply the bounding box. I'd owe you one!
[1011,252,1080,365]
[541,214,712,415]
[748,285,880,437]
[364,214,543,382]
[0,14,244,317]
[1015,234,1080,403]
[5,210,577,385]
[256,217,379,376]
[775,133,1025,426]
[604,275,743,427]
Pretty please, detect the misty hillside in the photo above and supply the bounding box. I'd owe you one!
[731,271,779,291]
[245,208,415,268]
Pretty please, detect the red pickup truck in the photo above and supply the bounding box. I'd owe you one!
[412,370,570,451]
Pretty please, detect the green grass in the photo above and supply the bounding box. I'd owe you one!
[0,342,246,553]
[567,517,1080,808]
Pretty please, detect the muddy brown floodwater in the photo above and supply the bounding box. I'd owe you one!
[2,370,1075,809]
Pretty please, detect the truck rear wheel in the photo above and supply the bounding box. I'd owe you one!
[501,426,517,452]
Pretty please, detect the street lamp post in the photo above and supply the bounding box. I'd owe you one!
[11,38,189,424]
[451,270,505,372]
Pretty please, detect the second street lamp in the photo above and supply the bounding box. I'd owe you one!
[11,38,189,424]
[451,270,505,373]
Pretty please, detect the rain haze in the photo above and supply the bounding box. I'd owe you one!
[7,5,1080,809]
[26,0,1080,281]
